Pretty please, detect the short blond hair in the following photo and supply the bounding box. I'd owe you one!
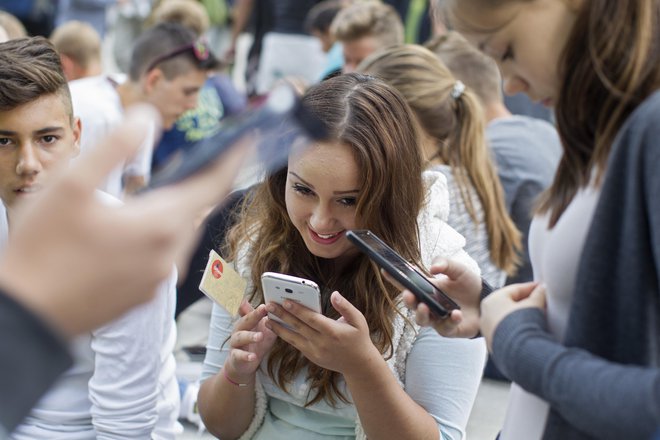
[0,11,28,39]
[331,1,403,48]
[50,21,101,69]
[150,0,210,37]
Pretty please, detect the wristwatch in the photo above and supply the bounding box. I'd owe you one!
[480,278,495,302]
[471,278,495,339]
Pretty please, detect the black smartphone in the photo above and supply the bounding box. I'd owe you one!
[346,229,459,318]
[144,84,327,191]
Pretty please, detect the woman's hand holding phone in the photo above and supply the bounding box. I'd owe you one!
[397,258,483,338]
[224,300,277,384]
[260,272,380,375]
[265,291,380,377]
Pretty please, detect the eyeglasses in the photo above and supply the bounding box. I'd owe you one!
[145,38,212,73]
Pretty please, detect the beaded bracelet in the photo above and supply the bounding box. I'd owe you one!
[223,368,249,387]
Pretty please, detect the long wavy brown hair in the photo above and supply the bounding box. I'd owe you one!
[359,44,521,275]
[445,0,660,226]
[225,73,425,406]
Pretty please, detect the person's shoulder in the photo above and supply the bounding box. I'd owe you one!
[613,91,660,160]
[487,115,562,161]
[641,89,660,107]
[422,169,450,206]
[626,90,660,128]
[206,74,248,114]
[425,164,453,185]
[70,76,124,121]
[488,115,558,137]
[69,76,114,103]
[205,73,235,91]
[69,75,109,93]
[614,91,660,147]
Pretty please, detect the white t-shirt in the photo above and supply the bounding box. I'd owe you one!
[0,196,180,440]
[69,75,155,199]
[500,183,601,440]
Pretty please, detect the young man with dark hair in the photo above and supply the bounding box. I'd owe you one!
[0,36,181,439]
[70,21,220,197]
[146,3,247,173]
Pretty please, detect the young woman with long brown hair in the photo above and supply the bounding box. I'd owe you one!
[402,1,660,439]
[197,73,486,440]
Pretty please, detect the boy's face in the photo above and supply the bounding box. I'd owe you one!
[0,93,81,209]
[145,68,207,129]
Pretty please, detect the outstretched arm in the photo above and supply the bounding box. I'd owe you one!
[0,105,247,337]
[0,105,248,432]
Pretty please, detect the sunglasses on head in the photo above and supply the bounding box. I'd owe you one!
[145,38,211,73]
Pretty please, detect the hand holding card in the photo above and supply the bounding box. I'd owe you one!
[199,250,246,316]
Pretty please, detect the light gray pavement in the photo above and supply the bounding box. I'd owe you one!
[466,378,509,440]
[175,298,510,440]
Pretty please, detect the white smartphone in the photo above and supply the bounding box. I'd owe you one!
[261,272,322,330]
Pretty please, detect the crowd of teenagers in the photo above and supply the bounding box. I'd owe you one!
[0,0,658,440]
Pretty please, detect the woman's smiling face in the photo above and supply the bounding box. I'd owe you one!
[285,141,362,261]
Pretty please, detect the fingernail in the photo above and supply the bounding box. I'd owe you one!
[252,333,261,342]
[283,300,292,310]
[247,353,255,361]
[266,304,276,313]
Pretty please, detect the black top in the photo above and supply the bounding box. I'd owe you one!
[0,290,72,434]
[268,0,322,34]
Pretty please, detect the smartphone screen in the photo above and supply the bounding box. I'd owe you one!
[346,230,459,317]
[144,85,327,191]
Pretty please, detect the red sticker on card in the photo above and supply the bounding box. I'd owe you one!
[211,259,223,279]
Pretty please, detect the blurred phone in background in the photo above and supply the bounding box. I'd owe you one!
[144,84,327,191]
